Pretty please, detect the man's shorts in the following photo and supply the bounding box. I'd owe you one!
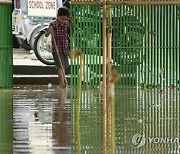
[52,52,69,69]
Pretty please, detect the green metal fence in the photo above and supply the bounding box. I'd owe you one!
[112,4,180,87]
[70,1,180,153]
[0,1,13,89]
[70,5,102,87]
[70,3,180,88]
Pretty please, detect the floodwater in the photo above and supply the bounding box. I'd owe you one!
[0,85,180,154]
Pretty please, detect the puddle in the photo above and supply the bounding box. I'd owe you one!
[0,85,179,153]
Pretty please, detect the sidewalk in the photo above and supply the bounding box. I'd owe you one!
[13,48,60,85]
[13,48,47,66]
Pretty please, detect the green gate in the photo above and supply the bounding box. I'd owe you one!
[70,1,180,153]
[70,5,102,87]
[70,1,180,88]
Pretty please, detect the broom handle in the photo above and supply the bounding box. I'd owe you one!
[51,30,68,85]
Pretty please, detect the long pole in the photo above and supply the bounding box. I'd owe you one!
[51,30,68,85]
[102,1,107,153]
[76,52,83,154]
[107,0,113,153]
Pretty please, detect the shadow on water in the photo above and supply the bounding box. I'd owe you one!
[0,85,179,153]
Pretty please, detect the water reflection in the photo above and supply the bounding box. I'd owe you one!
[13,85,71,153]
[52,89,71,152]
[71,87,180,154]
[12,85,180,153]
[0,89,13,153]
[71,89,102,154]
[115,87,180,153]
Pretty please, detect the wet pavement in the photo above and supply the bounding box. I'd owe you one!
[0,85,180,153]
[13,85,71,154]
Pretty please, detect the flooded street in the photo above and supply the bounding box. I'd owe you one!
[0,85,180,153]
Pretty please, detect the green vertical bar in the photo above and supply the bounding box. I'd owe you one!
[86,6,89,86]
[151,6,153,87]
[145,5,147,87]
[147,6,149,87]
[160,5,163,89]
[98,6,101,87]
[0,2,13,89]
[125,5,128,87]
[119,6,122,87]
[129,6,133,87]
[155,6,158,87]
[172,5,175,86]
[81,5,84,87]
[90,7,93,87]
[166,5,169,86]
[92,6,95,87]
[171,5,174,138]
[164,5,167,87]
[96,6,100,86]
[169,5,172,86]
[148,5,150,87]
[142,5,146,87]
[94,6,97,85]
[89,6,92,87]
[177,5,180,89]
[174,5,177,87]
[173,5,176,87]
[153,5,155,86]
[136,5,139,88]
[176,5,180,138]
[157,6,160,87]
[84,6,87,87]
[122,5,125,87]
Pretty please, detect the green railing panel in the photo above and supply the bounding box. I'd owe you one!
[0,2,13,88]
[70,4,179,88]
[141,5,179,88]
[112,5,145,87]
[70,5,102,88]
[70,2,180,153]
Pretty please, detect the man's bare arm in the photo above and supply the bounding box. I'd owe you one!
[45,26,53,37]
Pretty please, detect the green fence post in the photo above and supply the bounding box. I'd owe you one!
[0,0,13,89]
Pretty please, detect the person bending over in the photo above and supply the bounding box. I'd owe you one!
[45,8,70,87]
